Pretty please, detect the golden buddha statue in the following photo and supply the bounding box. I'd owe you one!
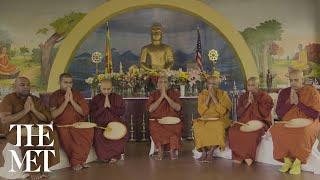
[140,23,174,70]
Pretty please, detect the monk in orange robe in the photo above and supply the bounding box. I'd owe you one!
[228,77,274,166]
[0,77,59,180]
[90,80,128,164]
[147,76,183,160]
[270,69,320,175]
[50,73,94,171]
[0,46,18,74]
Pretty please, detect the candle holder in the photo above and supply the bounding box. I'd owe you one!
[129,114,136,142]
[187,112,195,140]
[230,81,239,121]
[141,114,148,141]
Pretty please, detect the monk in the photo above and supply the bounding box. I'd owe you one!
[0,46,18,74]
[50,73,93,171]
[0,77,59,180]
[270,69,320,175]
[228,77,274,166]
[147,75,183,160]
[90,79,128,164]
[193,72,231,162]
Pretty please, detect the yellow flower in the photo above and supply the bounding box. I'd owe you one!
[98,74,105,81]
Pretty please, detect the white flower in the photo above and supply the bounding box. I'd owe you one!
[91,51,102,64]
[208,49,219,63]
[85,77,94,84]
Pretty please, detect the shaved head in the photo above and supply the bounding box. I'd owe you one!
[247,77,259,93]
[100,79,113,95]
[288,69,304,90]
[207,75,221,89]
[14,76,31,97]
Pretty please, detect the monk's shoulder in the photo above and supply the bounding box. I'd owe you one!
[1,93,16,105]
[50,90,60,98]
[199,89,208,96]
[217,89,228,97]
[303,85,317,93]
[279,87,291,96]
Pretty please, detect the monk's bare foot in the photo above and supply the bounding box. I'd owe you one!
[199,152,208,162]
[205,154,213,162]
[29,173,43,180]
[154,152,163,160]
[72,164,83,171]
[206,147,215,162]
[41,173,48,178]
[233,160,242,164]
[82,164,91,168]
[245,159,253,166]
[109,158,118,164]
[170,150,178,160]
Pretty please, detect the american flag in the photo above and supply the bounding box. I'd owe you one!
[195,27,204,71]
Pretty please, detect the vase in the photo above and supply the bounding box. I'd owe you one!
[180,85,185,97]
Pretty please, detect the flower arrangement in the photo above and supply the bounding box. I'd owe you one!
[85,65,214,97]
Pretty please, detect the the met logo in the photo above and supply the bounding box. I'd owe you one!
[8,124,55,173]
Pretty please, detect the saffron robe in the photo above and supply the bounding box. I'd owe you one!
[146,89,183,150]
[50,89,93,167]
[0,54,17,74]
[193,89,231,150]
[0,93,60,171]
[270,86,320,163]
[228,90,273,161]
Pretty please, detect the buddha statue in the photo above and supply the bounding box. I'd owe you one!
[0,46,19,76]
[140,23,174,70]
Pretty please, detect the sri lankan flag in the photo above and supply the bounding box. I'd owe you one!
[105,22,112,74]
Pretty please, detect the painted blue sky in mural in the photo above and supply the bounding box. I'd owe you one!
[68,8,245,97]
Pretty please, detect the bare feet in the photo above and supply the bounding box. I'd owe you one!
[72,164,83,171]
[245,159,253,166]
[82,164,91,168]
[199,152,208,162]
[206,147,215,162]
[29,173,43,180]
[109,158,118,164]
[170,150,178,160]
[154,151,163,160]
[233,160,242,164]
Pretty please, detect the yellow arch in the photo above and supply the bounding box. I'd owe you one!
[47,0,257,91]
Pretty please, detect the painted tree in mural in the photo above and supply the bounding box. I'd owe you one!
[241,19,283,85]
[20,46,29,60]
[0,29,13,49]
[36,12,86,85]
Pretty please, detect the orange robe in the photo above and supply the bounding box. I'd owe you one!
[228,90,273,161]
[270,86,320,163]
[50,89,93,167]
[146,89,183,150]
[0,93,60,170]
[0,54,17,74]
[193,89,231,149]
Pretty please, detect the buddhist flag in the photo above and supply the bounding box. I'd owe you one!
[195,27,204,71]
[105,22,112,74]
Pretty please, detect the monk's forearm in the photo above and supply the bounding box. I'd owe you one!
[297,102,319,119]
[149,97,163,112]
[51,101,68,119]
[166,96,181,112]
[1,110,28,124]
[31,109,47,122]
[70,100,84,116]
